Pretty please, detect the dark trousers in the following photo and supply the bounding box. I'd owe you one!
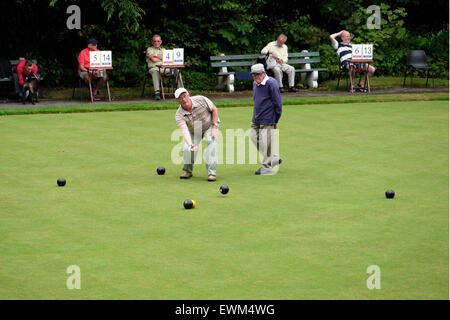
[12,72,22,96]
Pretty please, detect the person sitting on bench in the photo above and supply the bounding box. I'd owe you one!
[260,34,297,93]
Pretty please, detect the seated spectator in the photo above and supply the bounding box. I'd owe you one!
[146,34,182,100]
[78,38,108,101]
[260,34,297,93]
[13,59,38,102]
[330,30,376,91]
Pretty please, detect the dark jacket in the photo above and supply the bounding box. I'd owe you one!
[252,76,282,125]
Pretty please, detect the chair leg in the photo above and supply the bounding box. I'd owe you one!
[365,70,371,93]
[402,70,407,87]
[432,69,435,88]
[88,77,94,102]
[410,69,414,88]
[425,69,429,88]
[348,67,355,93]
[336,72,341,89]
[177,69,184,88]
[106,79,111,102]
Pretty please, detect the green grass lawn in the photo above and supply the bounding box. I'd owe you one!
[1,92,448,116]
[0,100,448,299]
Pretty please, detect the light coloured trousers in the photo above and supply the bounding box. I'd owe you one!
[269,63,295,88]
[183,126,217,176]
[149,67,183,93]
[250,123,280,169]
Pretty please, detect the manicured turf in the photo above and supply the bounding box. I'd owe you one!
[0,100,448,299]
[0,92,448,115]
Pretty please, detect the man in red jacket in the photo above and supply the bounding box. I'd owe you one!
[13,60,38,102]
[78,38,108,101]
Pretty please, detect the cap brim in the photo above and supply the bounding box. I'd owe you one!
[175,89,188,99]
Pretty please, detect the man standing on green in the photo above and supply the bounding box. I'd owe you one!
[250,63,283,175]
[174,88,220,182]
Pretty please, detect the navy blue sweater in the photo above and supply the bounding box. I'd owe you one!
[252,76,283,125]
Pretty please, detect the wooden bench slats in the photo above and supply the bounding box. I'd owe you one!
[217,68,328,77]
[210,52,320,61]
[288,52,320,58]
[9,59,38,66]
[210,55,259,61]
[212,58,321,68]
[295,68,328,73]
[211,61,255,67]
[284,59,321,64]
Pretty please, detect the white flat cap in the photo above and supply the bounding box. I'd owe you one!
[174,88,188,99]
[251,63,265,74]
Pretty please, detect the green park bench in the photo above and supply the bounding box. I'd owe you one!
[210,51,327,92]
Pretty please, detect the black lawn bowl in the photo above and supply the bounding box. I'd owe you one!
[157,167,166,175]
[219,185,229,195]
[385,190,395,199]
[57,178,66,187]
[184,199,194,209]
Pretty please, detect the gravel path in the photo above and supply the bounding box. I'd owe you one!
[0,87,447,109]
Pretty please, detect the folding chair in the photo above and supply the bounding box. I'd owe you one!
[403,50,434,88]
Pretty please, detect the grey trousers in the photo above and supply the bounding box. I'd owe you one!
[269,63,295,87]
[250,123,280,169]
[183,126,217,176]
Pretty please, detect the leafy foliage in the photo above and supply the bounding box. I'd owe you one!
[0,0,447,89]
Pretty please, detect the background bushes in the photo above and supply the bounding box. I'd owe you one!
[1,0,447,89]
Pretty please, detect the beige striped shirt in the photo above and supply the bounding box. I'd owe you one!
[175,95,218,134]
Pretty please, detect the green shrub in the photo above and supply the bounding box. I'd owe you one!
[182,70,217,91]
[110,53,145,87]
